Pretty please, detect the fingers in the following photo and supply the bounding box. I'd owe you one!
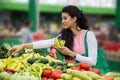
[7,49,16,56]
[7,45,21,56]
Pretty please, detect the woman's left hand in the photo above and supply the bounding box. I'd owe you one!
[57,47,75,57]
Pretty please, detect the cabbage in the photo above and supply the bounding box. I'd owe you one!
[0,71,39,80]
[0,72,11,80]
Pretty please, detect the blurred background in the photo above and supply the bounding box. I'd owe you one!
[0,0,120,72]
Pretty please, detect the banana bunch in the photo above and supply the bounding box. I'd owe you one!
[54,38,65,47]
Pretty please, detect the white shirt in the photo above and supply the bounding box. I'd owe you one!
[19,27,34,43]
[32,31,97,66]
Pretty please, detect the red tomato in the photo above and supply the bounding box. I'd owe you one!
[47,78,54,80]
[70,66,79,70]
[79,62,90,71]
[55,70,63,74]
[43,69,53,77]
[88,67,93,71]
[42,77,48,80]
[51,70,62,79]
[92,68,100,74]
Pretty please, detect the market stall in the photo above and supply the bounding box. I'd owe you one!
[0,42,120,80]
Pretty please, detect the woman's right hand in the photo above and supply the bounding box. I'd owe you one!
[7,45,23,56]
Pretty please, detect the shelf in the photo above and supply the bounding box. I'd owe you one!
[0,2,115,15]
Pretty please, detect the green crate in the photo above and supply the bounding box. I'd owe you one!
[107,60,120,72]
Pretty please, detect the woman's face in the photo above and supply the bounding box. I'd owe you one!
[62,12,76,29]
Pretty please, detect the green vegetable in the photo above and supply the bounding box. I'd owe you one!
[55,62,64,66]
[106,72,120,77]
[0,43,11,59]
[74,63,80,67]
[71,70,92,80]
[115,77,120,80]
[27,58,39,64]
[72,77,82,80]
[0,72,11,80]
[67,63,74,68]
[83,71,101,79]
[39,58,49,64]
[49,61,55,66]
[60,73,72,80]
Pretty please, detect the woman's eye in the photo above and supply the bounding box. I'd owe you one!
[64,17,67,20]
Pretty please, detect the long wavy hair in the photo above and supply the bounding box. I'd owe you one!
[58,5,89,58]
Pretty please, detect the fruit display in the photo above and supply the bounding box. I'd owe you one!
[0,43,120,80]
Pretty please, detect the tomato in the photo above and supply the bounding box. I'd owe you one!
[79,62,90,71]
[92,68,100,74]
[70,66,79,70]
[43,69,53,77]
[51,70,62,79]
[42,77,48,80]
[47,78,54,80]
[55,70,63,74]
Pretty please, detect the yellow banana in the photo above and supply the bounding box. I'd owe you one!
[54,38,65,47]
[54,38,61,47]
[60,40,65,47]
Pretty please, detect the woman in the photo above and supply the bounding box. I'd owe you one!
[7,5,97,66]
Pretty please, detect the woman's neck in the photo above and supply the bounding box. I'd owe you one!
[70,26,82,36]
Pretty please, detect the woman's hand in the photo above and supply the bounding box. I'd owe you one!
[57,46,76,57]
[7,43,33,56]
[7,45,23,56]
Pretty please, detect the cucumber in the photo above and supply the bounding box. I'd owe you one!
[60,73,72,80]
[49,61,55,66]
[55,62,64,66]
[115,77,120,80]
[39,58,49,64]
[72,77,82,80]
[27,58,39,64]
[71,70,92,80]
[83,71,101,79]
[106,72,120,77]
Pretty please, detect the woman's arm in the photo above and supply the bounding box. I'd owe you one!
[75,31,98,66]
[7,38,55,56]
[32,38,55,49]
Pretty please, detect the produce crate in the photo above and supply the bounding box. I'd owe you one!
[107,60,120,72]
[106,51,120,62]
[105,51,120,72]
